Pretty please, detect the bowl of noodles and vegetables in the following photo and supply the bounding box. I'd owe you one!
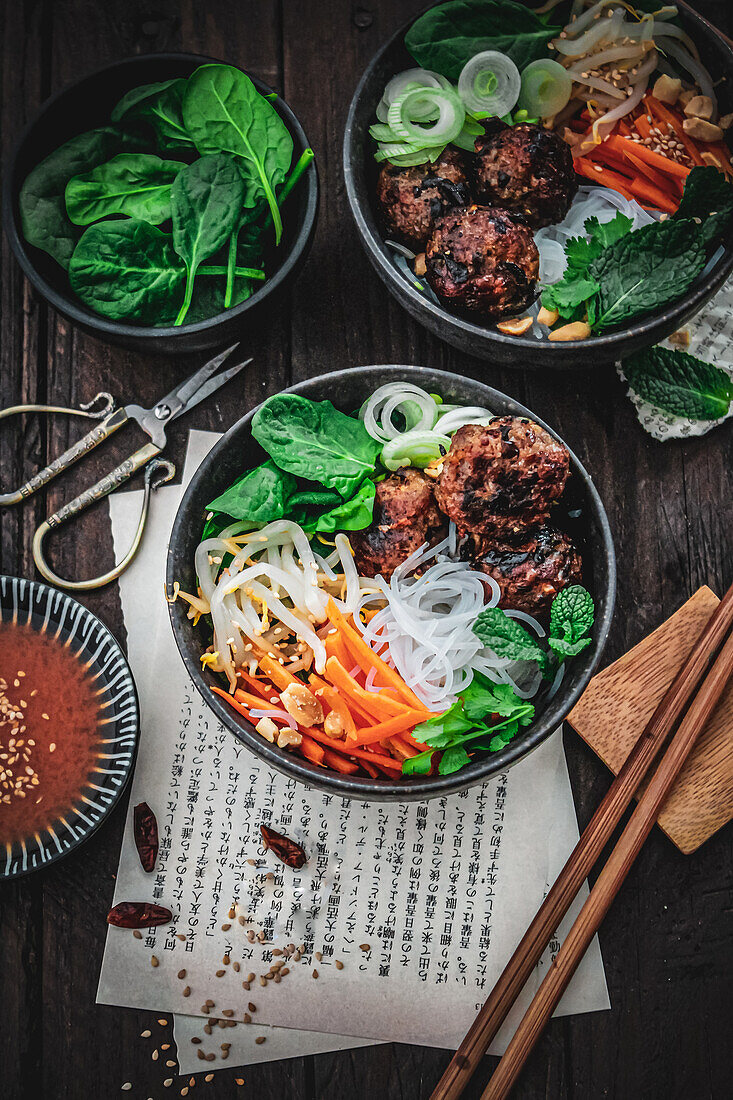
[166,366,616,800]
[343,0,733,367]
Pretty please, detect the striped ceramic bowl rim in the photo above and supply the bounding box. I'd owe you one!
[0,575,139,880]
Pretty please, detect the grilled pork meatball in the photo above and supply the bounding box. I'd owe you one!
[375,148,471,251]
[473,123,578,229]
[469,525,582,619]
[350,468,446,580]
[435,419,570,537]
[425,205,539,321]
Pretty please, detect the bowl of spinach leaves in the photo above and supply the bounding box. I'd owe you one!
[3,53,318,353]
[343,0,733,369]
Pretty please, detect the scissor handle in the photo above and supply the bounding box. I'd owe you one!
[0,405,128,507]
[32,447,175,592]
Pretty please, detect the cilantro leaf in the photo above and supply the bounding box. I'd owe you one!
[473,607,546,665]
[589,218,706,333]
[541,213,632,322]
[462,675,530,723]
[438,746,471,775]
[674,165,733,247]
[623,345,733,422]
[402,750,434,776]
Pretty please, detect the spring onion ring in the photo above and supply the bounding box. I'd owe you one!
[517,59,573,119]
[457,51,521,116]
[387,86,465,147]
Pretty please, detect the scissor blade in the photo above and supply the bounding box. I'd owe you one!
[168,343,241,411]
[174,357,253,416]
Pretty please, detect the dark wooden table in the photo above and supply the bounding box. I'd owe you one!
[2,2,732,1097]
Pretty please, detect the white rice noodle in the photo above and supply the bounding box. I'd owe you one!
[355,537,546,712]
[660,38,715,102]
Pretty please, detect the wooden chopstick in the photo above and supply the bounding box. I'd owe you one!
[430,583,733,1100]
[481,626,733,1099]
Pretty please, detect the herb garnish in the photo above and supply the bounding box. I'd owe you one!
[542,167,733,333]
[623,345,733,422]
[403,677,535,776]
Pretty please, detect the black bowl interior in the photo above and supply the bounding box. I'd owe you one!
[343,3,733,367]
[166,366,616,802]
[3,53,318,348]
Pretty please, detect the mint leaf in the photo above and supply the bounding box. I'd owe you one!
[674,165,733,247]
[438,746,471,775]
[473,607,546,664]
[589,218,706,333]
[548,635,593,659]
[624,345,733,422]
[542,214,632,322]
[550,585,594,644]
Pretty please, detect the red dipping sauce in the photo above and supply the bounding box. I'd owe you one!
[0,619,103,847]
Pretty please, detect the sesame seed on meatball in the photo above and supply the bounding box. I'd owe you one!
[434,418,570,537]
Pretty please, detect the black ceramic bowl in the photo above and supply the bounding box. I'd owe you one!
[3,53,318,355]
[343,4,733,368]
[166,366,616,801]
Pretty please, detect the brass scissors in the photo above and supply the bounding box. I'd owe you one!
[0,343,251,592]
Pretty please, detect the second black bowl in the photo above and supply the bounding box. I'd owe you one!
[166,365,616,801]
[3,53,319,355]
[343,3,733,368]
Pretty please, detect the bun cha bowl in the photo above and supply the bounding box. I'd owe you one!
[167,365,616,801]
[343,0,733,367]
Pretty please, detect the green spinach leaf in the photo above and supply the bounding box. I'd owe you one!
[19,126,131,269]
[207,459,297,523]
[624,345,733,421]
[68,219,185,324]
[112,78,196,151]
[296,479,376,533]
[405,0,559,81]
[251,395,382,498]
[170,153,245,325]
[674,165,733,247]
[182,64,292,245]
[65,152,185,226]
[589,218,706,332]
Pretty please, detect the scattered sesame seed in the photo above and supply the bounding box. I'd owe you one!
[215,970,225,977]
[49,743,56,752]
[197,1050,206,1061]
[205,1075,215,1083]
[359,944,371,952]
[244,1013,252,1024]
[152,1050,159,1061]
[221,923,231,932]
[223,954,231,965]
[312,969,319,979]
[158,1018,168,1026]
[140,1029,151,1038]
[255,1036,266,1045]
[121,1086,133,1093]
[164,1079,174,1087]
[176,934,187,942]
[205,1000,215,1008]
[236,1080,245,1087]
[232,961,240,973]
[248,1002,256,1013]
[335,960,344,970]
[191,1037,201,1044]
[177,969,187,979]
[151,956,159,967]
[315,951,322,962]
[166,1060,176,1068]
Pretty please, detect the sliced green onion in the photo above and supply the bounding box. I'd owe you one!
[517,59,573,120]
[383,69,452,121]
[457,51,520,116]
[374,142,442,165]
[369,122,401,142]
[381,430,451,471]
[387,87,465,147]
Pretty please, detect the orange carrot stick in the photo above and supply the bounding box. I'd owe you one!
[347,709,431,747]
[234,687,280,712]
[325,657,410,721]
[625,165,679,213]
[322,748,360,774]
[326,599,433,717]
[575,157,635,200]
[299,733,325,766]
[258,653,303,692]
[237,669,279,702]
[211,685,253,721]
[300,724,402,771]
[604,134,690,179]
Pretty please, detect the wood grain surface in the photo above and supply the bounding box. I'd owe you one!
[1,3,732,1099]
[568,587,733,855]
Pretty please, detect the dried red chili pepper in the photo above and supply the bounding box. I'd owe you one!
[260,824,307,869]
[133,801,159,872]
[107,902,172,929]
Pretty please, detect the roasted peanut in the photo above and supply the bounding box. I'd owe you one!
[280,683,324,726]
[652,74,682,105]
[683,94,714,121]
[682,117,723,142]
[496,315,534,336]
[413,252,427,277]
[548,321,591,342]
[255,717,277,743]
[537,306,559,327]
[323,710,345,738]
